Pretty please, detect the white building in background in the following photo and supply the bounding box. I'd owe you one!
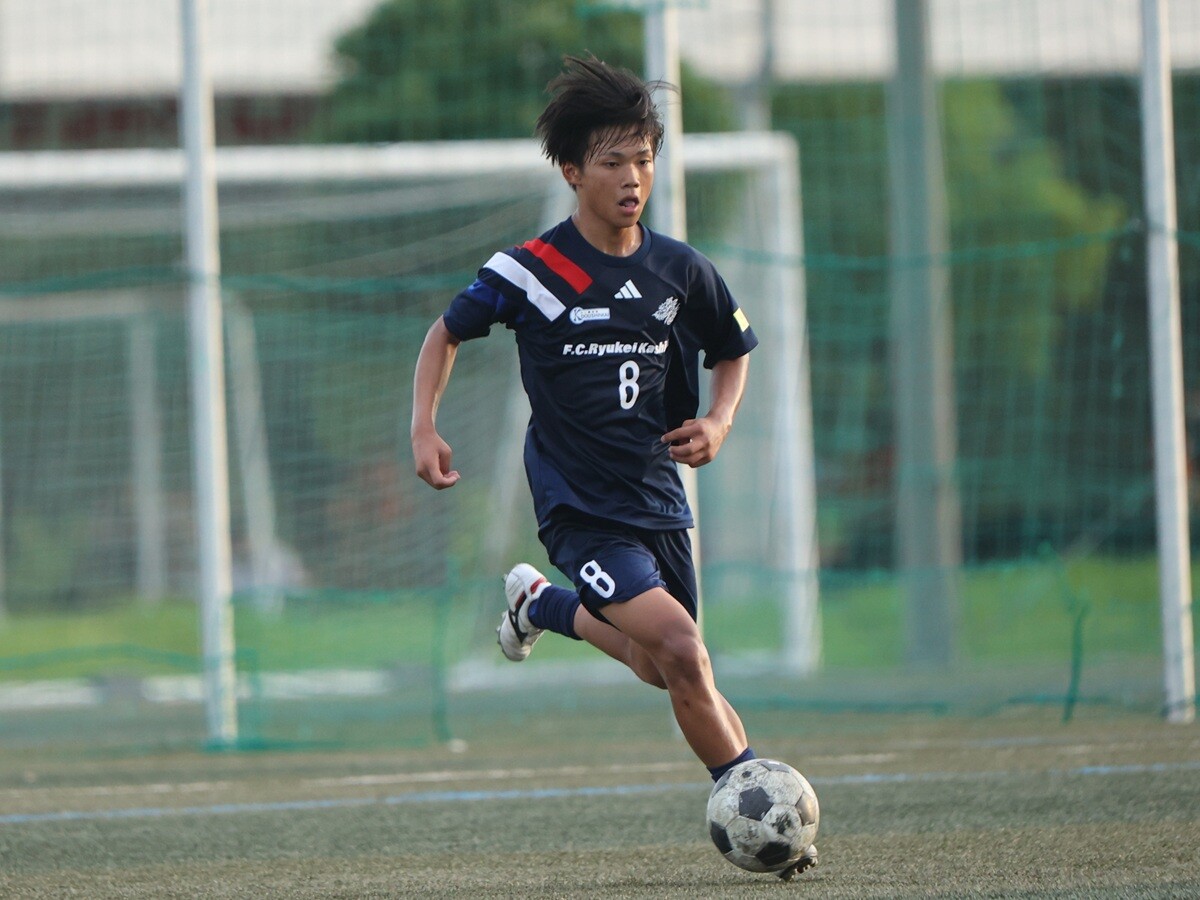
[2,0,1200,101]
[0,0,380,98]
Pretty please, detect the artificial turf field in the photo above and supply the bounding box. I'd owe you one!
[0,706,1197,899]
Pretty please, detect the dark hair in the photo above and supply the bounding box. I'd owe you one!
[535,54,669,168]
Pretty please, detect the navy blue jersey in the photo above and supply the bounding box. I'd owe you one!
[443,217,758,530]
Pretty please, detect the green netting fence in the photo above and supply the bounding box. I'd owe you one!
[0,0,1197,754]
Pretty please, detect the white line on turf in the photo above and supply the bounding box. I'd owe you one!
[309,760,693,788]
[0,761,694,800]
[1,760,1197,827]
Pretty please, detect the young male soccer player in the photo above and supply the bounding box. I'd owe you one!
[412,56,814,872]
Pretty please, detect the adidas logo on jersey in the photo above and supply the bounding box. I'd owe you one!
[614,280,642,300]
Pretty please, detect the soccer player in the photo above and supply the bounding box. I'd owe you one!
[412,58,814,873]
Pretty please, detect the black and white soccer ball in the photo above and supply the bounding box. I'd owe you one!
[706,758,819,874]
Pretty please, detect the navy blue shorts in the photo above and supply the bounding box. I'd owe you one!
[539,508,698,624]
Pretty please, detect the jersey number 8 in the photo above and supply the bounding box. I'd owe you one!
[618,360,640,410]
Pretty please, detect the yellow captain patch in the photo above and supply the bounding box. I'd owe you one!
[733,308,750,331]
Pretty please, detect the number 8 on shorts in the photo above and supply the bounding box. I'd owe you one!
[580,559,616,599]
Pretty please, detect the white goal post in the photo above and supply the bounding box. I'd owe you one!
[0,132,822,742]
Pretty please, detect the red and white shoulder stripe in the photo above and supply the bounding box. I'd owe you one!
[482,252,566,322]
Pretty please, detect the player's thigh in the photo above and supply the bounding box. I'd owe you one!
[573,608,667,688]
[600,586,705,663]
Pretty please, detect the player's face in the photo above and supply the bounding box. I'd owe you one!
[563,129,655,244]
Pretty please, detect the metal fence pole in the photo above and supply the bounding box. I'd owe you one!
[1139,0,1196,724]
[180,0,238,746]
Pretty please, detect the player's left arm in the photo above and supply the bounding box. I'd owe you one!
[662,353,749,468]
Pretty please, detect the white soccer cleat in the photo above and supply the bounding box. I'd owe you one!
[777,845,818,881]
[497,563,549,662]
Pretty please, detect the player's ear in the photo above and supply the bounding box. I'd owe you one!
[561,162,582,190]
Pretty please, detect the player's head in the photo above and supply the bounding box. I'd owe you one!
[535,54,668,169]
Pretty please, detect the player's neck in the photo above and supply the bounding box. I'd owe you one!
[571,212,643,258]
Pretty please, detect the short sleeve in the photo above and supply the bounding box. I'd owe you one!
[442,276,521,341]
[688,261,759,369]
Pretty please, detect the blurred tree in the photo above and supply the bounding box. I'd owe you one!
[310,0,733,143]
[777,79,1123,378]
[943,81,1126,375]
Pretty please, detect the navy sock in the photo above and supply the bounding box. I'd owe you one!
[708,746,756,782]
[526,584,582,641]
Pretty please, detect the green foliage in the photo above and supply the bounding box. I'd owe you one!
[775,79,1125,380]
[772,77,1132,565]
[942,80,1126,377]
[310,0,734,144]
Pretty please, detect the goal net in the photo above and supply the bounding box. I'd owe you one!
[0,134,816,748]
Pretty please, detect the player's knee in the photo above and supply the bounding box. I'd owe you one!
[654,630,711,687]
[640,660,669,690]
[627,645,668,689]
[634,660,668,689]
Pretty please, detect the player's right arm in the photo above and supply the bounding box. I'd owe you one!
[411,316,462,490]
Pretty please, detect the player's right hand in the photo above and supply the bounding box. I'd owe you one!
[412,430,460,490]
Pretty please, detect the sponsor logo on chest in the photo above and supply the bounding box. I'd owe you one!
[561,339,670,356]
[569,306,611,324]
[652,296,680,325]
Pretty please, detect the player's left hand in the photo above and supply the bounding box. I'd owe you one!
[662,416,730,468]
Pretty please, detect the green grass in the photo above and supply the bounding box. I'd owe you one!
[961,555,1167,659]
[0,591,446,680]
[710,553,1188,669]
[0,554,1188,682]
[235,593,442,671]
[0,602,202,678]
